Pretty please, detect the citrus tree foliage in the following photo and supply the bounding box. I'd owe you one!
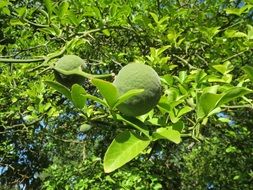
[1,0,253,189]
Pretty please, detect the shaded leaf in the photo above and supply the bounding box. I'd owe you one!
[116,114,150,138]
[44,80,71,100]
[172,121,185,133]
[83,94,107,107]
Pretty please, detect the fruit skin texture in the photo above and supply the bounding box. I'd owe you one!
[113,63,162,116]
[54,55,86,88]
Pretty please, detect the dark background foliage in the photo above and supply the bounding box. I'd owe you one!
[1,0,253,189]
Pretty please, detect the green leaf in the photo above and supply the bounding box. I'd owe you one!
[44,0,53,18]
[195,70,207,84]
[91,78,119,108]
[150,12,159,23]
[71,84,86,109]
[207,74,233,83]
[84,6,101,19]
[44,80,71,100]
[113,89,144,109]
[157,45,171,56]
[217,87,252,107]
[83,94,107,107]
[242,65,253,82]
[199,26,220,40]
[54,67,91,77]
[104,131,150,173]
[172,121,185,133]
[54,67,112,80]
[225,5,253,16]
[177,106,192,117]
[212,61,233,75]
[116,114,150,138]
[167,29,181,43]
[197,93,222,119]
[102,29,111,36]
[2,7,10,15]
[59,1,69,19]
[178,71,187,84]
[203,85,219,93]
[247,25,253,40]
[161,74,174,86]
[152,127,181,144]
[67,10,80,25]
[197,87,252,119]
[0,0,9,8]
[225,30,247,38]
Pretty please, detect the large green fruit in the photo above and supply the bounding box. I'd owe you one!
[113,63,162,116]
[54,55,86,88]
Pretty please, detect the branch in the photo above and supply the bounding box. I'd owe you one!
[173,54,197,69]
[0,28,101,66]
[222,50,248,62]
[0,57,45,63]
[221,104,253,109]
[48,133,85,144]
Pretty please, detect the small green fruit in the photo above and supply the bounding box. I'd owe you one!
[113,63,162,116]
[80,124,92,132]
[54,55,86,88]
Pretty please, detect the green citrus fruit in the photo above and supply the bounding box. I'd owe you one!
[80,124,92,132]
[113,63,162,116]
[54,55,86,88]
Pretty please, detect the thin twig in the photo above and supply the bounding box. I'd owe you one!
[221,104,253,109]
[222,50,248,63]
[196,54,209,66]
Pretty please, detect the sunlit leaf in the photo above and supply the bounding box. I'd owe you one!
[197,87,252,119]
[225,5,253,16]
[242,65,253,82]
[225,30,247,38]
[91,78,119,108]
[44,0,53,18]
[247,25,253,40]
[71,84,86,109]
[217,87,252,107]
[113,89,144,109]
[177,106,192,117]
[152,127,181,144]
[104,131,150,173]
[197,93,222,119]
[212,61,233,75]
